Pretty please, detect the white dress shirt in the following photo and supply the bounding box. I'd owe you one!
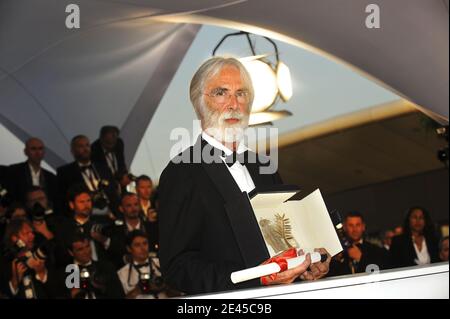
[28,163,42,187]
[413,237,431,265]
[202,132,255,194]
[78,162,99,191]
[103,148,118,175]
[117,258,166,298]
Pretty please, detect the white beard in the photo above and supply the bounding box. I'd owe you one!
[203,109,249,143]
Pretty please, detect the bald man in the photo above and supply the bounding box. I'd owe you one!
[7,138,57,204]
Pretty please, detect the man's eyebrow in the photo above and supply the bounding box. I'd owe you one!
[211,87,229,91]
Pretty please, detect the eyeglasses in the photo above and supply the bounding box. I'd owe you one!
[204,88,250,104]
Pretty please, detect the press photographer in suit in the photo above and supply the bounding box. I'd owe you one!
[91,126,131,193]
[7,138,57,204]
[0,218,54,299]
[328,211,388,276]
[57,135,119,216]
[159,57,330,295]
[107,192,159,269]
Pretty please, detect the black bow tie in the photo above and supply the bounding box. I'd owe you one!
[223,151,248,167]
[134,262,149,270]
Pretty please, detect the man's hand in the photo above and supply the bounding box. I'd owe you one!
[33,220,54,240]
[119,174,132,188]
[347,245,362,262]
[27,256,47,280]
[11,259,27,290]
[303,248,331,281]
[147,209,158,222]
[261,249,312,285]
[90,230,108,245]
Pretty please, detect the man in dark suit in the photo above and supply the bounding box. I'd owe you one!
[328,212,388,276]
[53,185,112,268]
[0,218,55,299]
[91,126,128,185]
[107,192,159,269]
[159,57,330,295]
[57,135,119,216]
[50,232,124,299]
[7,138,57,205]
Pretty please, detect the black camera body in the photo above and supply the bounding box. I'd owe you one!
[10,239,49,276]
[92,179,110,210]
[135,254,165,295]
[330,210,352,250]
[77,266,107,297]
[29,202,54,222]
[0,184,12,208]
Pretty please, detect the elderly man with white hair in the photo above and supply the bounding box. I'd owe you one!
[159,57,330,295]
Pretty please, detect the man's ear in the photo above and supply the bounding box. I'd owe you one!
[68,249,73,257]
[119,205,124,214]
[69,201,75,211]
[126,246,131,254]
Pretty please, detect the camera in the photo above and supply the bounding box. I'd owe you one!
[92,179,110,210]
[79,267,92,291]
[330,210,351,250]
[11,239,50,275]
[0,184,12,208]
[29,202,53,222]
[137,256,165,294]
[77,266,107,297]
[138,271,164,294]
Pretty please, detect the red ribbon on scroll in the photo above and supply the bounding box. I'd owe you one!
[260,247,298,285]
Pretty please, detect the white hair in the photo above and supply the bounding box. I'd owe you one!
[189,56,254,123]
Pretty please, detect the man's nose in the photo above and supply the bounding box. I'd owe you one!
[227,94,239,110]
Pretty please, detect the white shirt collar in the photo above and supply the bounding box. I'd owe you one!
[75,260,92,267]
[28,162,41,174]
[126,220,141,232]
[78,161,92,168]
[201,131,248,157]
[133,258,150,267]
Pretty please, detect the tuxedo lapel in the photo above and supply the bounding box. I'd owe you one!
[23,162,33,188]
[198,138,269,267]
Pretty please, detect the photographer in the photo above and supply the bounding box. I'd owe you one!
[117,230,172,299]
[329,211,388,276]
[108,192,159,269]
[56,135,119,217]
[135,175,157,222]
[54,184,113,267]
[25,186,58,241]
[1,175,12,241]
[0,218,54,298]
[91,126,132,194]
[59,232,124,299]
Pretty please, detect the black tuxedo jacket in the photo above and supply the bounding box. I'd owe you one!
[389,233,439,268]
[0,165,7,186]
[56,161,119,215]
[6,162,57,204]
[328,241,389,276]
[49,260,124,299]
[159,137,283,295]
[53,215,112,267]
[91,138,127,177]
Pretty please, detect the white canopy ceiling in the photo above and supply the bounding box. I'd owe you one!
[0,0,448,169]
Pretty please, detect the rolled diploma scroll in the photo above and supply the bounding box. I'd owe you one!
[230,252,322,284]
